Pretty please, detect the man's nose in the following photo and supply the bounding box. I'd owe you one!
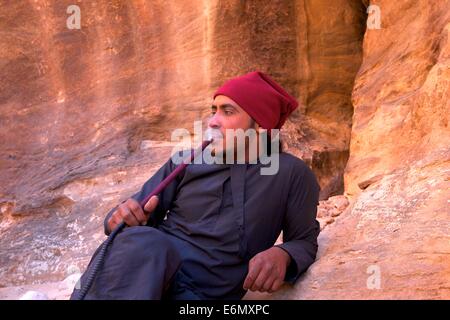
[208,113,221,129]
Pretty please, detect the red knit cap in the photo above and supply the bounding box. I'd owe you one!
[213,71,298,132]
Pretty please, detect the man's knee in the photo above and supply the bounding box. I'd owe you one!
[114,226,181,265]
[78,226,181,299]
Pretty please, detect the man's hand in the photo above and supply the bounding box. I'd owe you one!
[107,196,159,232]
[243,246,291,293]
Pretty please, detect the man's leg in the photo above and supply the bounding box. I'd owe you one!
[163,271,204,300]
[72,226,181,300]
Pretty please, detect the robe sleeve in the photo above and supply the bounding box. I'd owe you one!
[103,153,185,235]
[274,160,321,284]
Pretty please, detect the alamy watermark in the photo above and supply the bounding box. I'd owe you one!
[66,5,81,30]
[366,264,381,289]
[66,265,81,290]
[367,5,382,30]
[170,121,280,175]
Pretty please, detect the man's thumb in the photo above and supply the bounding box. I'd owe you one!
[144,195,159,213]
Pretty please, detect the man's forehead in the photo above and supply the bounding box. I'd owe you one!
[211,103,237,109]
[211,95,242,110]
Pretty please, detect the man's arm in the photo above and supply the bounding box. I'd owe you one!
[243,160,321,293]
[274,161,321,284]
[103,155,183,235]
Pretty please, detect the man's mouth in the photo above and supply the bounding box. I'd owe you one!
[205,129,223,142]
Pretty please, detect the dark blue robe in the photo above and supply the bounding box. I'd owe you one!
[99,151,320,300]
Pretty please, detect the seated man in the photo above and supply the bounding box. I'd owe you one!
[72,71,321,300]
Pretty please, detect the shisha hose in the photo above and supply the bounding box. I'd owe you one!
[76,139,213,300]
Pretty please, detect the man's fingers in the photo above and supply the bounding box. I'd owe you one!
[243,274,255,291]
[251,264,272,292]
[242,247,289,293]
[270,279,283,293]
[144,195,159,213]
[262,276,277,293]
[119,205,140,226]
[243,260,262,290]
[112,214,122,228]
[126,199,147,225]
[111,196,158,229]
[108,215,118,232]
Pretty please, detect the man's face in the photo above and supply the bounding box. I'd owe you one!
[207,95,256,158]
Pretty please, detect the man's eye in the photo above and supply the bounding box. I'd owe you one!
[224,110,233,115]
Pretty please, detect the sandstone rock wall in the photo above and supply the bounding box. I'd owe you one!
[253,0,450,299]
[0,0,448,299]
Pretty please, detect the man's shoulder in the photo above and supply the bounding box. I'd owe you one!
[278,152,310,174]
[278,152,320,193]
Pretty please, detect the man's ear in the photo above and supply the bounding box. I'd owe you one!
[257,125,267,135]
[252,119,262,132]
[251,119,269,139]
